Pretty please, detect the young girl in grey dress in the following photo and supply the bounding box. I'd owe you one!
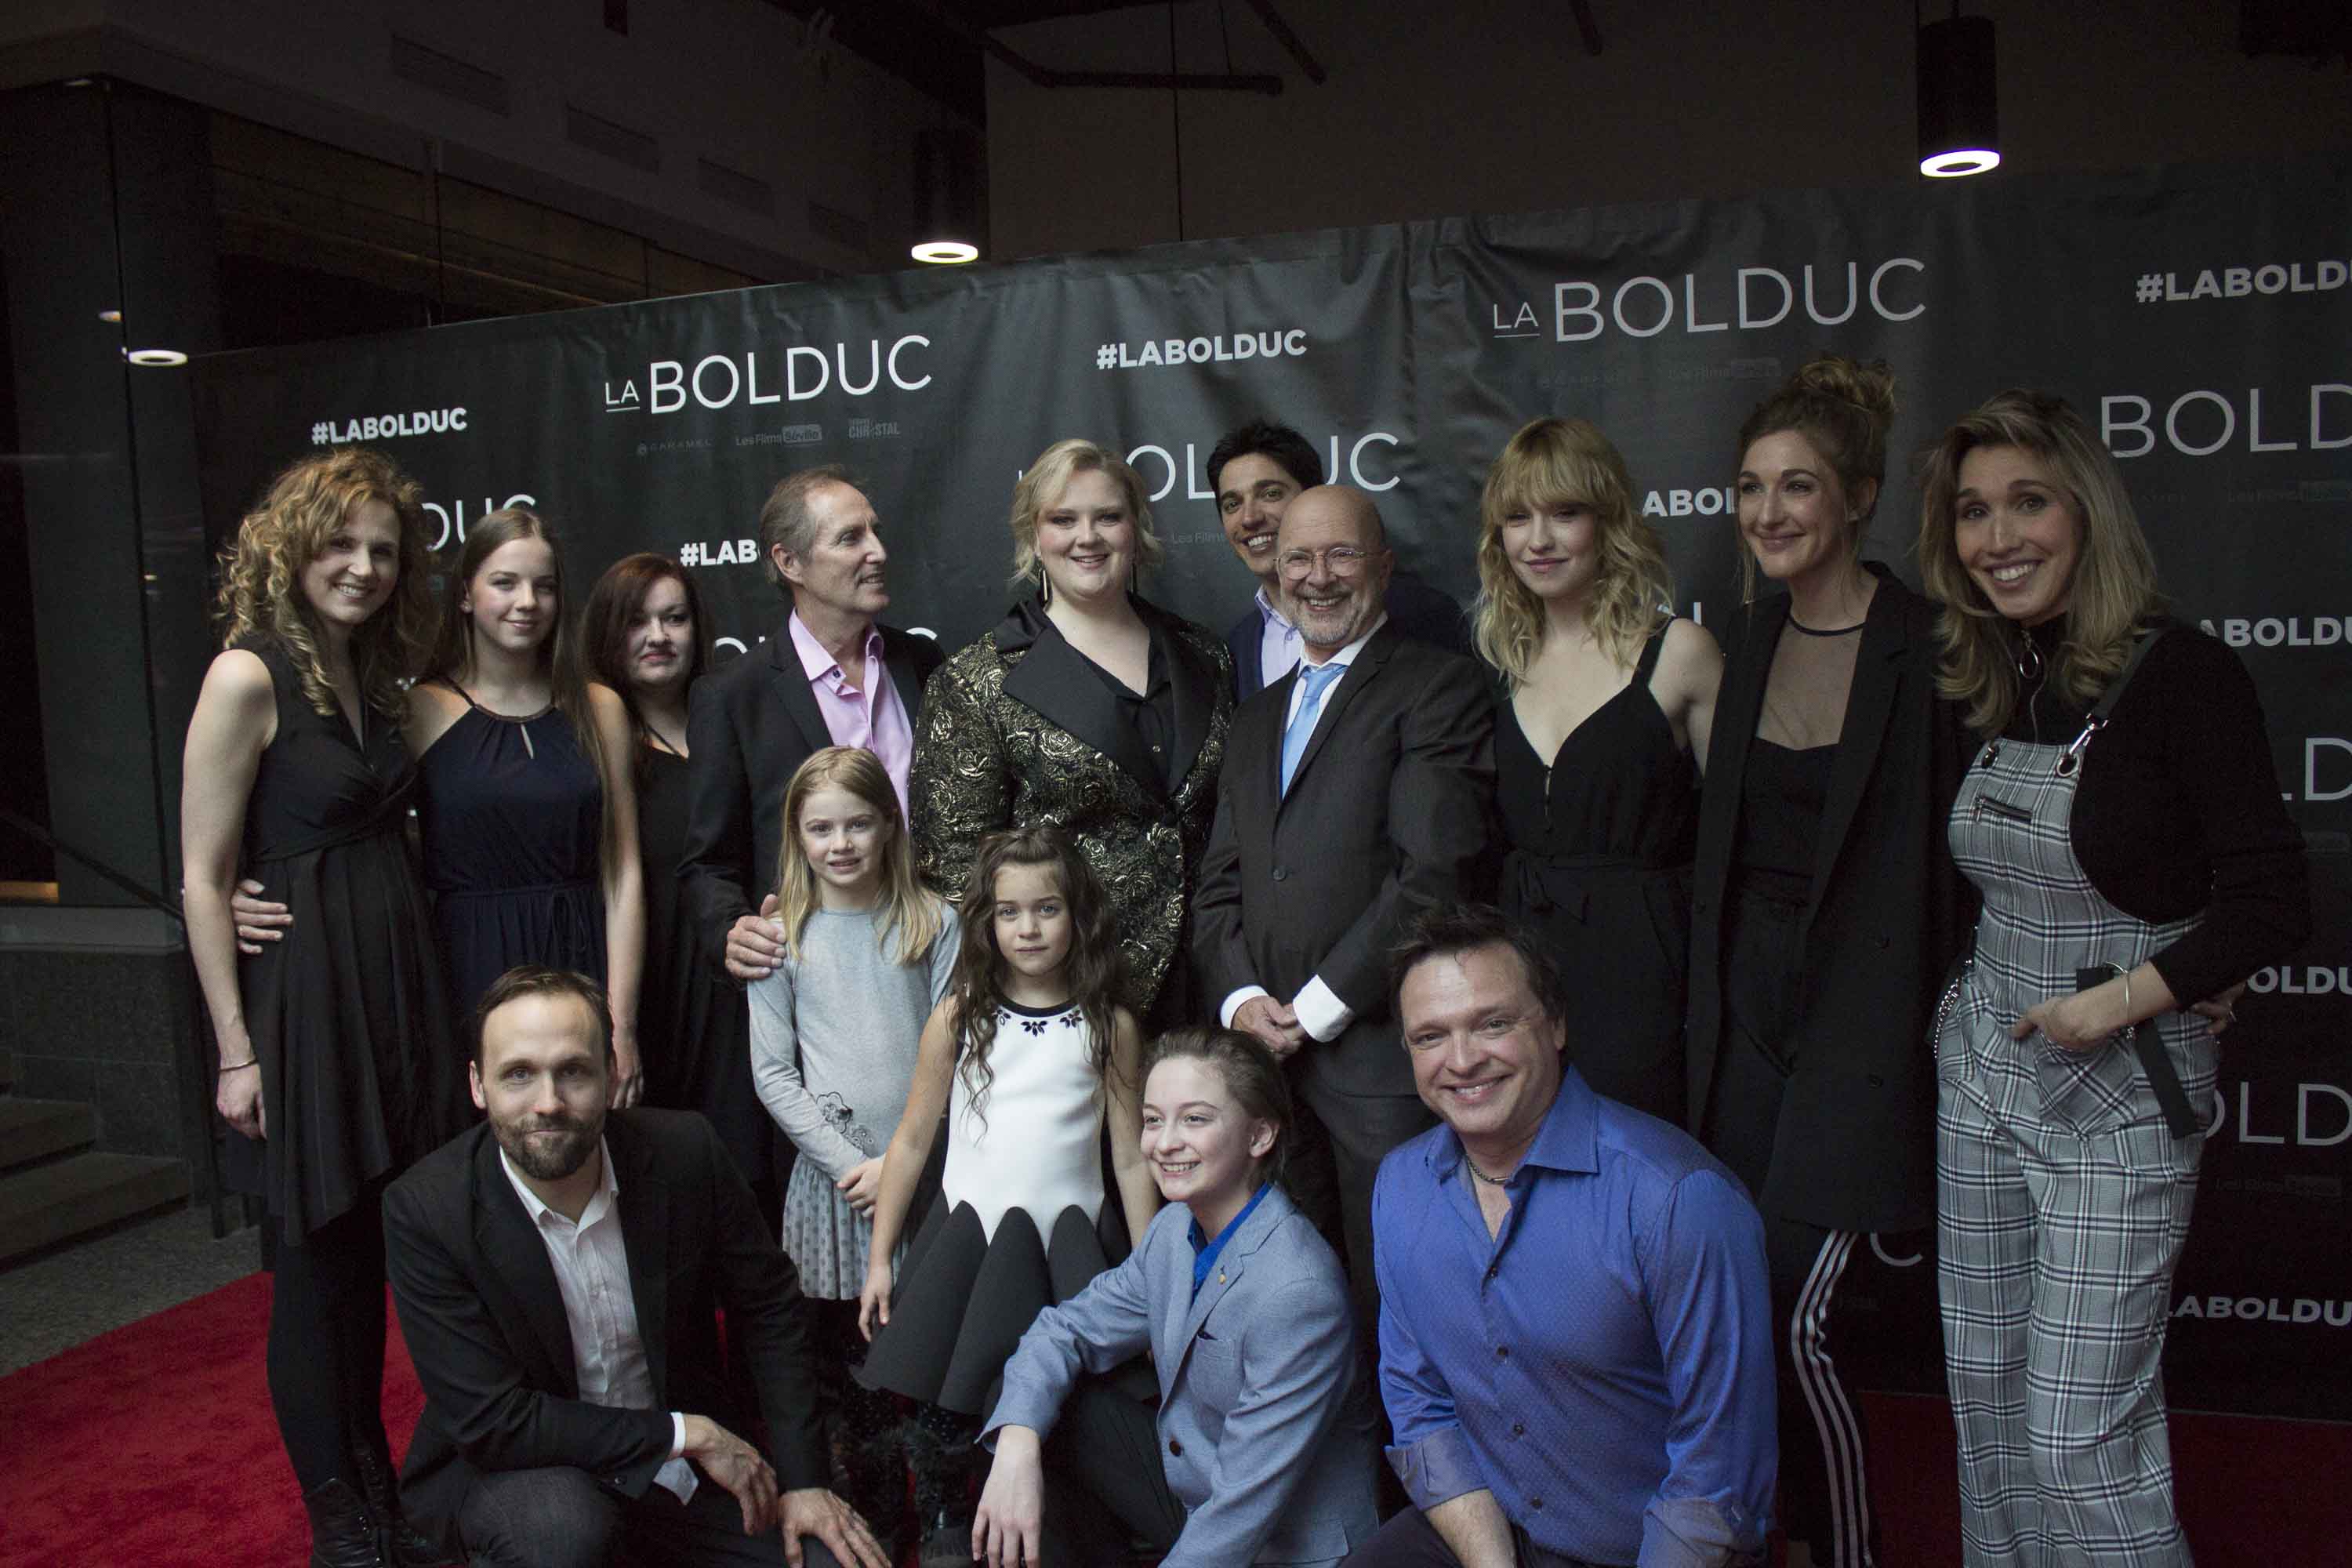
[749,745,954,1555]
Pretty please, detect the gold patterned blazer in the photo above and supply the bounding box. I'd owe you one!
[910,596,1232,1018]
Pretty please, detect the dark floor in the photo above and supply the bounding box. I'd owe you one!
[0,1202,260,1375]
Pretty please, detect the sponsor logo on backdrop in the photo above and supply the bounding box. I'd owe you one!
[2203,1076,2352,1145]
[733,425,822,448]
[311,408,467,445]
[1490,259,1926,343]
[2101,383,2352,457]
[848,418,901,439]
[601,335,935,416]
[2198,617,2351,650]
[1641,486,1737,517]
[424,492,536,552]
[1093,331,1308,371]
[2134,260,2349,305]
[681,539,759,568]
[2172,1295,2352,1325]
[1101,430,1400,503]
[2300,738,2352,802]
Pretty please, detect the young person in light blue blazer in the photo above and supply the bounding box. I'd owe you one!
[974,1026,1381,1568]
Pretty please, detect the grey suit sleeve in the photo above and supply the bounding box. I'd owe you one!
[1163,1275,1359,1568]
[1316,654,1497,1014]
[383,1180,673,1492]
[982,1236,1157,1443]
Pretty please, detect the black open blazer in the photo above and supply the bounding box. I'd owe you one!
[1686,564,1975,1234]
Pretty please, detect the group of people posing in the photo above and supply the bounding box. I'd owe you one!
[183,353,2310,1568]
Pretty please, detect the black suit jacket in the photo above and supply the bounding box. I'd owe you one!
[681,618,943,960]
[384,1110,825,1544]
[1224,568,1469,700]
[1192,621,1496,1098]
[1685,565,1976,1233]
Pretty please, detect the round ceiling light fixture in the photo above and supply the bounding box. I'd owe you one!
[1918,13,1999,180]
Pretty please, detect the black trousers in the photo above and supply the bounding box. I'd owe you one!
[458,1464,845,1568]
[1284,1070,1436,1350]
[1029,1385,1185,1568]
[265,1179,392,1492]
[1339,1505,1617,1568]
[1703,888,1882,1568]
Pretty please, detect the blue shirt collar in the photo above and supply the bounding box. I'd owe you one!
[1427,1063,1599,1183]
[1189,1181,1272,1300]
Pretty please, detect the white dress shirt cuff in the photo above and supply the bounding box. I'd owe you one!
[1218,985,1272,1029]
[669,1412,686,1461]
[1293,977,1354,1042]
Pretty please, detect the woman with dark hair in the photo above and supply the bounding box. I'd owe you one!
[910,437,1232,1030]
[971,1025,1378,1568]
[1918,390,2308,1566]
[580,554,768,1186]
[1686,355,1975,1568]
[183,448,462,1566]
[1473,416,1722,1122]
[408,507,647,1102]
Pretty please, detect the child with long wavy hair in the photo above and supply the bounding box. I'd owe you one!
[746,746,953,1555]
[852,827,1156,1560]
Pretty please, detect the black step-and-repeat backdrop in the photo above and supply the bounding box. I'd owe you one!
[194,155,2350,1418]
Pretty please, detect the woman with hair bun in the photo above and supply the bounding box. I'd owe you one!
[910,437,1232,1029]
[183,448,463,1566]
[1918,390,2307,1565]
[1474,417,1722,1122]
[1685,355,1975,1568]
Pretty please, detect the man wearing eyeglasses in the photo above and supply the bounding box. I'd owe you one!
[1192,483,1496,1334]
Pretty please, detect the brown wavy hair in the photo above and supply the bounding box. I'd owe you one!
[1472,417,1674,682]
[580,552,713,780]
[213,448,437,717]
[1733,354,1899,601]
[771,746,946,966]
[946,826,1127,1127]
[1918,389,2161,736]
[426,506,613,858]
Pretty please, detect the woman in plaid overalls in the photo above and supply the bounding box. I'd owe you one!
[1918,390,2310,1566]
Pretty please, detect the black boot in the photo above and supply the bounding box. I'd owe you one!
[348,1441,459,1568]
[300,1479,389,1568]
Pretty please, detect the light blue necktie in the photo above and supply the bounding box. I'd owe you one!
[1280,661,1346,795]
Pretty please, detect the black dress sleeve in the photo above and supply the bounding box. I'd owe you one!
[2073,630,2310,1003]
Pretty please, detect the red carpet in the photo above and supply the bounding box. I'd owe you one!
[0,1272,2343,1566]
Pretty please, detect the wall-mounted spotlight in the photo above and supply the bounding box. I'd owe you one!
[912,126,985,265]
[1918,11,1998,178]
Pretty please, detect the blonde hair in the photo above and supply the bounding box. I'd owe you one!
[772,746,945,966]
[1472,417,1673,683]
[1918,389,2161,736]
[1007,438,1165,595]
[1734,354,1899,602]
[213,448,437,717]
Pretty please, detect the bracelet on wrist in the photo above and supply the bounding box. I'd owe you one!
[218,1058,260,1074]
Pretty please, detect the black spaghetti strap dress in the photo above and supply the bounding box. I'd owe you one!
[414,682,605,1023]
[223,640,460,1238]
[1494,619,1699,1123]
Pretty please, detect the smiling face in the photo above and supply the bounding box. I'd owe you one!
[1277,487,1393,656]
[1736,429,1867,590]
[471,991,609,1184]
[1952,444,2082,628]
[623,572,694,695]
[1215,452,1304,586]
[463,536,560,658]
[1500,495,1601,606]
[779,481,890,623]
[1399,944,1566,1163]
[1141,1055,1274,1218]
[1035,467,1136,606]
[299,497,402,637]
[796,784,887,907]
[990,861,1073,985]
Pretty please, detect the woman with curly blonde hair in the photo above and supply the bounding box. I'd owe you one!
[1473,416,1720,1121]
[183,446,463,1567]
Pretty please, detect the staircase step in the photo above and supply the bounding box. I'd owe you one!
[0,1097,96,1173]
[0,1152,191,1266]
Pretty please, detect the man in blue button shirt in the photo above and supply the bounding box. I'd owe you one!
[1353,907,1775,1568]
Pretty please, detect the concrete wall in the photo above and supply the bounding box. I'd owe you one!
[985,0,2352,259]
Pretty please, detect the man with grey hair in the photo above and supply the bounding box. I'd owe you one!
[681,467,942,983]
